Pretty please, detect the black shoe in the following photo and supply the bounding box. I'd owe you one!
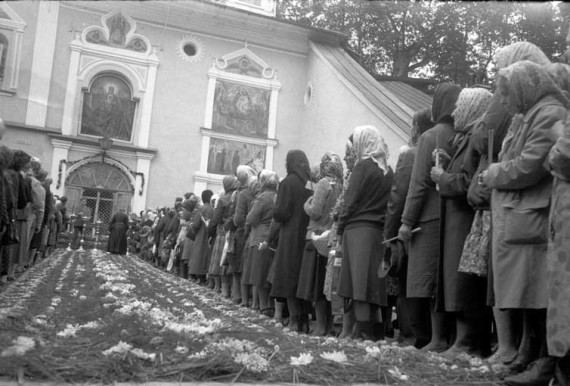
[504,357,556,386]
[510,353,539,374]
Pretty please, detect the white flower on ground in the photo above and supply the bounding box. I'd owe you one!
[57,324,79,338]
[320,350,348,363]
[290,353,313,366]
[234,352,269,373]
[130,348,156,361]
[472,365,490,373]
[175,346,189,354]
[188,350,207,359]
[388,366,409,381]
[1,337,36,357]
[365,346,382,359]
[102,341,132,356]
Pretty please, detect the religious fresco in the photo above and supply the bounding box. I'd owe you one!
[81,75,136,142]
[212,80,270,138]
[207,138,265,175]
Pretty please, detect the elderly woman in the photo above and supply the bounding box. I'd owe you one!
[399,83,461,352]
[188,190,214,284]
[430,88,493,358]
[337,125,393,340]
[270,150,312,333]
[480,61,568,384]
[239,176,261,308]
[467,41,552,367]
[247,170,279,317]
[208,175,238,296]
[229,165,257,305]
[297,151,343,336]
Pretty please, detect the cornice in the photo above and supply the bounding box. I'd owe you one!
[201,128,278,147]
[48,134,158,155]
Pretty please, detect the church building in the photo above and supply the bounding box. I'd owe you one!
[0,0,431,227]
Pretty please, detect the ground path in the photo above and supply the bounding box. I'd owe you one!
[0,250,504,385]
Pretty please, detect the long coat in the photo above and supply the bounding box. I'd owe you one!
[108,211,129,254]
[435,134,486,312]
[546,118,570,357]
[270,172,311,298]
[401,122,456,298]
[188,204,214,276]
[488,95,567,309]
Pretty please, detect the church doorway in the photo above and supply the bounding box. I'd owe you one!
[65,162,133,234]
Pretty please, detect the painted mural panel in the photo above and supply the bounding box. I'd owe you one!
[81,74,136,141]
[212,80,270,138]
[207,138,265,175]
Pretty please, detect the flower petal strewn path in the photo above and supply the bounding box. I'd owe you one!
[0,250,504,385]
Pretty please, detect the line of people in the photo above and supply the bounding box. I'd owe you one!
[0,122,65,288]
[127,40,569,386]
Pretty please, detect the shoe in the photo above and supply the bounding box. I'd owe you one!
[510,353,539,374]
[504,357,557,386]
[260,308,275,318]
[488,351,518,365]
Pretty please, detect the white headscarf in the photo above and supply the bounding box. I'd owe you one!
[352,125,390,174]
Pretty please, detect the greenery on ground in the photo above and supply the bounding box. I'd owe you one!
[1,250,505,384]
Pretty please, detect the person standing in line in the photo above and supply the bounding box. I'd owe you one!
[398,83,462,352]
[188,190,214,284]
[270,150,312,333]
[72,198,91,249]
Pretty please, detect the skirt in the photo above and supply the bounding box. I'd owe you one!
[252,246,274,288]
[241,246,255,286]
[208,232,225,277]
[228,229,246,274]
[296,240,327,302]
[337,225,387,306]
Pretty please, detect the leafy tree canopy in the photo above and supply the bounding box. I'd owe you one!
[277,0,570,86]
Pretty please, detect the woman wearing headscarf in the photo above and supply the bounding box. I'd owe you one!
[208,175,238,296]
[247,170,279,317]
[270,150,312,333]
[384,108,434,348]
[239,176,261,309]
[188,190,214,283]
[479,61,568,384]
[297,151,343,336]
[337,125,393,340]
[430,88,493,358]
[467,42,551,367]
[398,83,461,352]
[228,165,257,305]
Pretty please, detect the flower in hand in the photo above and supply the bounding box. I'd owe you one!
[430,166,444,184]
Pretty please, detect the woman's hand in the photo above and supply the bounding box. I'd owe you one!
[478,170,490,188]
[432,149,451,168]
[258,241,268,251]
[398,224,412,241]
[430,166,445,184]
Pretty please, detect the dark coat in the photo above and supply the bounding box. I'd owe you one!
[402,83,461,298]
[108,211,129,254]
[270,150,312,298]
[384,147,416,240]
[188,204,214,276]
[435,134,486,312]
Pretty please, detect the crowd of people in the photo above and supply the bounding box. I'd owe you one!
[0,121,69,287]
[1,40,569,386]
[125,41,570,386]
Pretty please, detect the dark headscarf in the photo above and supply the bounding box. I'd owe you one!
[222,175,238,192]
[285,150,310,184]
[431,83,462,125]
[546,62,570,98]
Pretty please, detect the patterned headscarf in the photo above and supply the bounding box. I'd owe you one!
[320,151,344,183]
[499,61,569,115]
[499,61,570,156]
[494,41,551,70]
[258,169,279,190]
[546,62,570,96]
[236,165,256,187]
[247,176,260,196]
[352,125,389,173]
[452,88,493,133]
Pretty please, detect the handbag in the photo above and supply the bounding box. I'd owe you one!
[1,220,19,245]
[458,210,490,277]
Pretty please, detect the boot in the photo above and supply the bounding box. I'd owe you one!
[504,356,556,386]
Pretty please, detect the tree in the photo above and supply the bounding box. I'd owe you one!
[277,0,570,83]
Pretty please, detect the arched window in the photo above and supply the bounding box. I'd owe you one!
[0,33,8,86]
[80,73,137,142]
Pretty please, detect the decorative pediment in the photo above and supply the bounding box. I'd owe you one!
[214,44,276,80]
[82,11,151,55]
[0,3,26,32]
